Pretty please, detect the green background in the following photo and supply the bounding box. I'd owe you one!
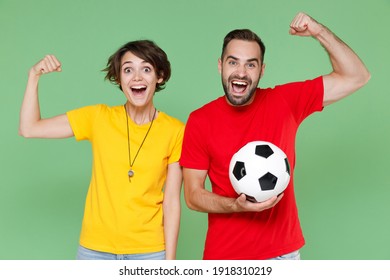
[1,0,389,260]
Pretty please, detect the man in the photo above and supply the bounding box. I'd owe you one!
[180,12,370,260]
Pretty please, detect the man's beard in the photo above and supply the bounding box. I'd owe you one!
[222,75,259,106]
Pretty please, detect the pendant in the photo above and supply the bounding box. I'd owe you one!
[128,170,134,177]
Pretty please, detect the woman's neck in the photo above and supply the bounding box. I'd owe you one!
[125,103,156,125]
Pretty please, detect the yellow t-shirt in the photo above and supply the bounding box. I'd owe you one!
[66,104,184,254]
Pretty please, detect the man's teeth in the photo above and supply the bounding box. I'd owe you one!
[132,86,146,89]
[232,81,247,86]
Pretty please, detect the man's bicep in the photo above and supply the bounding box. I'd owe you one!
[182,168,208,209]
[183,168,208,189]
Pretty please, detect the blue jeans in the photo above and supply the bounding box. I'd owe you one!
[76,245,166,260]
[268,250,301,260]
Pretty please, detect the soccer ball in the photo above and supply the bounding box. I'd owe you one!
[229,141,291,202]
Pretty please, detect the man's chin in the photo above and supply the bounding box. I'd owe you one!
[226,94,248,106]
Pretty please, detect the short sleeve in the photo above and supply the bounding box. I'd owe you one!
[168,122,185,164]
[277,76,324,124]
[180,111,210,170]
[66,104,102,141]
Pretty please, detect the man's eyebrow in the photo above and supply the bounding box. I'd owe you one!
[226,55,259,63]
[226,55,239,61]
[246,58,260,63]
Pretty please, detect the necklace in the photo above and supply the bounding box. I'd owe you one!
[124,104,156,182]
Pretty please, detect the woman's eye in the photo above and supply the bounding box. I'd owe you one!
[143,67,151,73]
[124,68,131,73]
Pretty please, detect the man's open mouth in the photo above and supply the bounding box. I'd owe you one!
[231,80,248,94]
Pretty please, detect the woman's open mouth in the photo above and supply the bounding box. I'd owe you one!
[131,85,147,95]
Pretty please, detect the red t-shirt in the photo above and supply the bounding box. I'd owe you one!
[180,77,324,259]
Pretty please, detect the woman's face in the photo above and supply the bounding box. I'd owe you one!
[119,51,163,107]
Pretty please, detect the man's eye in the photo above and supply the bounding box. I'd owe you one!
[143,67,151,72]
[228,61,237,65]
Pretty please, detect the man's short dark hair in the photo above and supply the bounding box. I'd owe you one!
[221,29,266,64]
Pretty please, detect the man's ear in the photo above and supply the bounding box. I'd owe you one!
[260,63,266,78]
[218,58,222,74]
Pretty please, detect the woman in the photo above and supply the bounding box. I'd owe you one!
[19,40,184,260]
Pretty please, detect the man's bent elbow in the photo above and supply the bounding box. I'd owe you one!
[184,195,197,211]
[363,70,371,86]
[358,68,371,89]
[183,190,201,211]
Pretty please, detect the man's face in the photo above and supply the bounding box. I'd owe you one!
[218,39,265,106]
